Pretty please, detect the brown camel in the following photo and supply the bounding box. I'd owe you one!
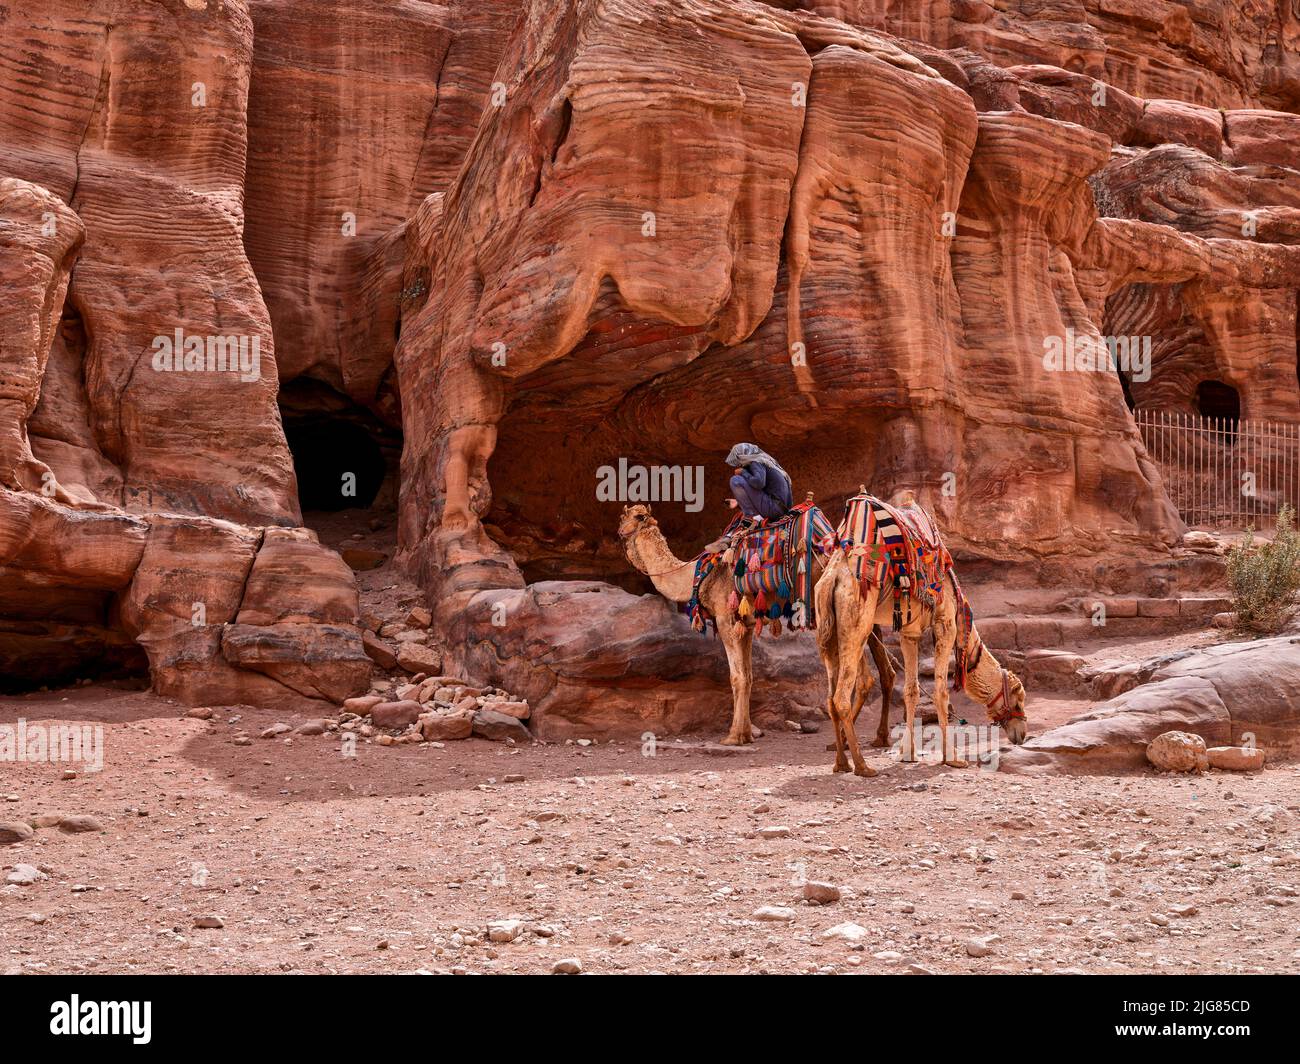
[618,503,896,748]
[813,541,1027,776]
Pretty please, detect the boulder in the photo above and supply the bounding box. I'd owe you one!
[1147,730,1210,773]
[362,632,399,670]
[396,643,442,675]
[472,709,532,743]
[370,700,423,729]
[419,712,473,742]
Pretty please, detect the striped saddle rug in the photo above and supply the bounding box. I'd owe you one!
[835,490,980,688]
[837,491,952,628]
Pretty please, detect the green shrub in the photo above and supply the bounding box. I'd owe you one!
[1226,505,1300,633]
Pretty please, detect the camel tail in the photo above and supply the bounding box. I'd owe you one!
[814,550,843,660]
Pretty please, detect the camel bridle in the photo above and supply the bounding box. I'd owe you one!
[985,666,1024,725]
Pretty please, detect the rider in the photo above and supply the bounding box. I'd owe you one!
[706,442,793,551]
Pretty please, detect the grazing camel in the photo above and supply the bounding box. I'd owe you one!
[813,507,1027,777]
[617,503,895,747]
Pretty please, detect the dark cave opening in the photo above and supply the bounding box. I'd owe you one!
[278,378,401,515]
[1194,379,1241,426]
[284,419,386,511]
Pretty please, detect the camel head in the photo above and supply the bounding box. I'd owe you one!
[1001,670,1027,744]
[617,503,656,541]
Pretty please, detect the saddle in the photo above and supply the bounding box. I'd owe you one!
[836,489,978,688]
[686,499,835,636]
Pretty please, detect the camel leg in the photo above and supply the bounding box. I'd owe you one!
[737,623,754,744]
[867,627,896,748]
[830,589,876,778]
[826,650,847,764]
[932,612,967,768]
[900,634,921,763]
[717,618,754,746]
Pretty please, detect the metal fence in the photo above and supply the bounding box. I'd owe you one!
[1134,409,1300,529]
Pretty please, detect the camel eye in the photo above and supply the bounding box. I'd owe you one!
[637,513,647,521]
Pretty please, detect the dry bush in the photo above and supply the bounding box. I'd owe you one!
[1227,505,1300,633]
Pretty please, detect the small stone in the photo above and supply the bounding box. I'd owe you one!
[185,707,214,720]
[295,720,329,736]
[396,644,442,675]
[821,922,868,944]
[57,815,103,834]
[361,631,399,669]
[406,606,432,629]
[757,825,791,839]
[261,723,291,739]
[802,880,841,905]
[965,936,996,958]
[1207,746,1265,772]
[6,864,44,886]
[907,963,937,975]
[344,695,384,714]
[341,548,387,572]
[370,700,423,729]
[1168,904,1198,918]
[193,915,225,929]
[418,712,472,742]
[487,919,525,943]
[552,957,582,975]
[753,906,796,922]
[0,822,34,845]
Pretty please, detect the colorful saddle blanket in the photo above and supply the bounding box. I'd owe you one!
[836,491,978,688]
[686,501,835,634]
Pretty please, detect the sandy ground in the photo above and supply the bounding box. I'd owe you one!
[2,681,1297,975]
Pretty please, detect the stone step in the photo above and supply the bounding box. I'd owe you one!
[976,595,1232,652]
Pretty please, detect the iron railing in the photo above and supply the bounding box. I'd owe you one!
[1134,409,1300,529]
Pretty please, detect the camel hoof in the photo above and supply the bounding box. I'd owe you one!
[718,735,749,747]
[832,762,849,774]
[853,765,877,778]
[870,737,889,749]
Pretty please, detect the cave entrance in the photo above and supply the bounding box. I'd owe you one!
[284,419,385,510]
[278,378,402,531]
[1194,379,1241,426]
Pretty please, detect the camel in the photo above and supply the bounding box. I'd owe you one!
[813,505,1027,777]
[617,503,896,749]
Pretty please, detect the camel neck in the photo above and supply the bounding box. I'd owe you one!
[628,527,695,603]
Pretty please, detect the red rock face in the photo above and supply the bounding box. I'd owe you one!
[242,0,520,411]
[2,0,1299,730]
